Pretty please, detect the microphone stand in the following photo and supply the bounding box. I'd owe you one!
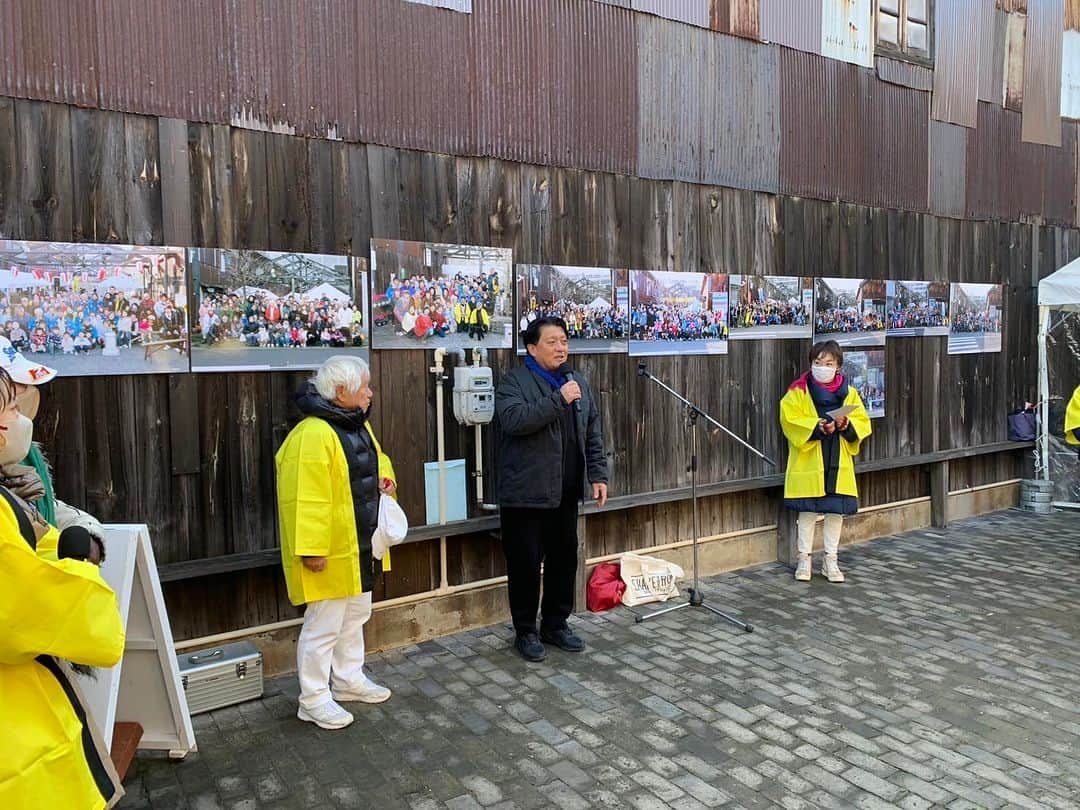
[632,361,777,631]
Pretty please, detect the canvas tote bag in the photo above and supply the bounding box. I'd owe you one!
[619,552,684,607]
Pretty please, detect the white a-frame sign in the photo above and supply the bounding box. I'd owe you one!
[79,525,197,758]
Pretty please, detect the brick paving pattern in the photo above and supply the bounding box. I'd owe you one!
[120,509,1080,809]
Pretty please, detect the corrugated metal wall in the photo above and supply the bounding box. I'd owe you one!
[877,57,934,92]
[0,0,99,108]
[1021,0,1065,145]
[929,120,968,217]
[632,0,710,28]
[759,0,821,54]
[931,0,985,127]
[709,0,759,39]
[780,49,928,211]
[977,6,1008,105]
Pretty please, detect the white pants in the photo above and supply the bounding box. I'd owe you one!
[296,592,372,710]
[797,512,844,556]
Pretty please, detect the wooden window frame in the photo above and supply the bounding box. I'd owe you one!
[874,0,935,68]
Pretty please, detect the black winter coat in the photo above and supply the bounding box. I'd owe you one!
[495,365,608,509]
[295,383,381,590]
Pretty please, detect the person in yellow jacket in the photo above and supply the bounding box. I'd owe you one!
[277,355,396,731]
[0,367,126,809]
[780,340,872,584]
[1065,384,1080,446]
[468,302,491,340]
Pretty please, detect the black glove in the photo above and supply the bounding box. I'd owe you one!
[57,526,105,565]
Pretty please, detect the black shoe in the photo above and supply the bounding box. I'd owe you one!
[514,632,546,662]
[540,627,585,652]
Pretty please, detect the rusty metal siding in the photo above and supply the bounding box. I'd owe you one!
[877,57,933,91]
[1042,123,1077,224]
[0,0,98,107]
[1021,0,1065,146]
[760,0,821,54]
[779,49,842,201]
[700,29,779,191]
[710,0,760,39]
[821,0,874,68]
[1003,10,1027,111]
[931,0,985,128]
[632,0,710,28]
[549,0,638,173]
[781,48,927,210]
[978,7,1008,105]
[929,120,968,218]
[997,0,1028,11]
[93,0,233,122]
[1069,0,1080,29]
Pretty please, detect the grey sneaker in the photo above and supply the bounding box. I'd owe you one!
[333,673,391,704]
[822,554,845,583]
[795,554,812,582]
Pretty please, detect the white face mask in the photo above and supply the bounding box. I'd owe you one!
[811,364,837,384]
[0,413,33,465]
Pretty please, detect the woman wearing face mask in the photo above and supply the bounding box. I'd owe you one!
[0,365,127,809]
[780,340,872,583]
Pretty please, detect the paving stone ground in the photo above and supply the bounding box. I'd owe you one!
[120,509,1080,809]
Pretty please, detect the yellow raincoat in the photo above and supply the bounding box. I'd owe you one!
[276,419,396,606]
[1066,385,1080,445]
[0,494,125,809]
[780,379,872,499]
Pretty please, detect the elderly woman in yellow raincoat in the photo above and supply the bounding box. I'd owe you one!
[277,355,396,731]
[0,366,126,809]
[780,340,872,584]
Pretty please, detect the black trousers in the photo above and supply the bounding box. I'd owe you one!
[500,493,579,636]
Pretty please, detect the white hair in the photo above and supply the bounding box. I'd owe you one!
[312,355,370,400]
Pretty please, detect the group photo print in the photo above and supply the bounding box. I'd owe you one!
[948,282,1004,354]
[813,277,887,348]
[844,349,886,419]
[0,240,189,376]
[370,239,513,351]
[886,280,951,337]
[728,275,813,341]
[629,271,729,356]
[515,265,628,354]
[188,249,366,372]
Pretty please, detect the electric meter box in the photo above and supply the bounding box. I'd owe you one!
[453,366,495,425]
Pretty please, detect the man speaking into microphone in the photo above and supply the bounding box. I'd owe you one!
[495,316,608,662]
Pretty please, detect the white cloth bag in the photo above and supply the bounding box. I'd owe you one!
[619,552,685,607]
[371,494,408,560]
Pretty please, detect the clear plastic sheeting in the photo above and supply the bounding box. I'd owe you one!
[1041,311,1080,503]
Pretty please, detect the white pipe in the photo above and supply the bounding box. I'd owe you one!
[473,348,485,505]
[431,348,449,592]
[1039,306,1050,481]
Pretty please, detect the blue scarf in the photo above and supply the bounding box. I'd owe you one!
[524,355,567,391]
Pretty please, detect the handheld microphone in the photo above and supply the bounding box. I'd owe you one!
[560,365,581,413]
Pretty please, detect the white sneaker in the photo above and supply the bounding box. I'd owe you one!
[333,674,392,704]
[297,700,354,730]
[822,554,845,583]
[795,554,812,582]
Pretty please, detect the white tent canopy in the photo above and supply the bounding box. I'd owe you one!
[1037,256,1080,482]
[303,282,350,303]
[234,285,278,300]
[586,296,611,311]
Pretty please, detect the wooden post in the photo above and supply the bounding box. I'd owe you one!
[931,460,950,528]
[777,503,798,568]
[574,513,588,613]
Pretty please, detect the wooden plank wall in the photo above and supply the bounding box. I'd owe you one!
[0,98,1068,640]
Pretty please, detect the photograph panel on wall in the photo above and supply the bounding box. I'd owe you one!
[188,249,365,372]
[844,349,886,419]
[0,240,189,376]
[728,275,813,340]
[813,277,887,348]
[948,283,1003,354]
[515,265,628,354]
[886,280,950,337]
[370,239,513,350]
[629,271,729,356]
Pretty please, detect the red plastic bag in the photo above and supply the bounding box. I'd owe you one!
[587,562,625,612]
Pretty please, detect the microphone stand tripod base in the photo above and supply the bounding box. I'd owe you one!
[633,588,754,632]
